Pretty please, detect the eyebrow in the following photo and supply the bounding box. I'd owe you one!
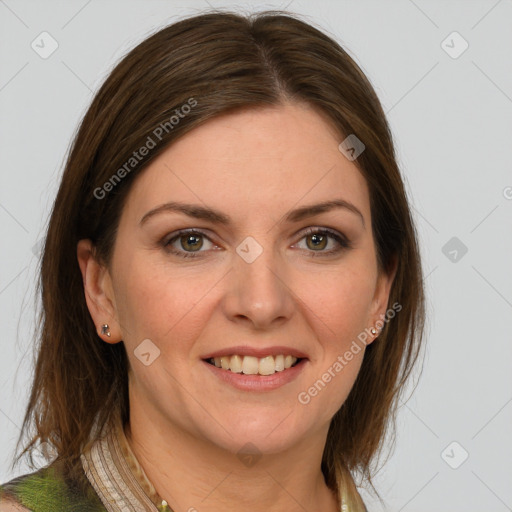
[139,199,365,228]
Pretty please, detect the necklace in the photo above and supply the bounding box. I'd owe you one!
[157,500,172,511]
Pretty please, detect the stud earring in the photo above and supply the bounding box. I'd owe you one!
[101,324,111,338]
[370,327,377,336]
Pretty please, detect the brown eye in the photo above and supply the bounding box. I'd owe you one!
[305,232,328,251]
[179,233,204,252]
[163,229,216,259]
[295,228,351,257]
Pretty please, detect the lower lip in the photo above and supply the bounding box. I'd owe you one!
[202,359,307,391]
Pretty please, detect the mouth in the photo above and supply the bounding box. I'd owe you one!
[204,354,303,376]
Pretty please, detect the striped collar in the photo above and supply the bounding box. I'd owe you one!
[80,415,171,511]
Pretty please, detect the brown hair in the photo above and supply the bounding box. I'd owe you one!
[11,9,425,510]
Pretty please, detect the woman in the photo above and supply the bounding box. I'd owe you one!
[0,9,425,512]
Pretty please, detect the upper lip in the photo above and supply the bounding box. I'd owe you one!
[201,345,308,360]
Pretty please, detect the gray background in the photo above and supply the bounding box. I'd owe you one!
[1,1,511,510]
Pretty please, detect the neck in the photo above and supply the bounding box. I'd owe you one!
[124,403,340,512]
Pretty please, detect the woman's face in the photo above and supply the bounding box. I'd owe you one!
[82,102,395,455]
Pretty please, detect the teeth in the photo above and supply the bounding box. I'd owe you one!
[230,355,243,373]
[209,354,299,375]
[259,356,275,375]
[242,356,259,375]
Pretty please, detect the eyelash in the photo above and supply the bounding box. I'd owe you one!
[162,227,352,259]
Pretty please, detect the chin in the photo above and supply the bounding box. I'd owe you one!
[215,430,300,457]
[196,411,306,455]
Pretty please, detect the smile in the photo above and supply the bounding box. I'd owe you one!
[206,354,301,375]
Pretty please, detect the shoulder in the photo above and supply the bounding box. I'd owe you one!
[0,498,31,511]
[0,497,31,512]
[1,468,37,512]
[0,470,34,511]
[0,459,106,512]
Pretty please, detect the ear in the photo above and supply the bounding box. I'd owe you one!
[366,254,398,344]
[77,239,122,343]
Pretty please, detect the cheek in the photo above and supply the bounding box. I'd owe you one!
[301,263,376,337]
[112,255,217,348]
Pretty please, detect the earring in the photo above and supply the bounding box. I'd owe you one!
[370,327,377,336]
[101,324,111,338]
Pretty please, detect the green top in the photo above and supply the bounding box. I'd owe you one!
[0,458,107,512]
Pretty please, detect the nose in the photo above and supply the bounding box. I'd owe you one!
[221,240,296,330]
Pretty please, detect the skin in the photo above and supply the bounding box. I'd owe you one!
[77,102,396,512]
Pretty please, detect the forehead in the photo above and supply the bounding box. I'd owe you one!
[121,103,370,225]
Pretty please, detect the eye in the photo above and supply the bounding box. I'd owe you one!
[294,227,351,257]
[163,229,217,258]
